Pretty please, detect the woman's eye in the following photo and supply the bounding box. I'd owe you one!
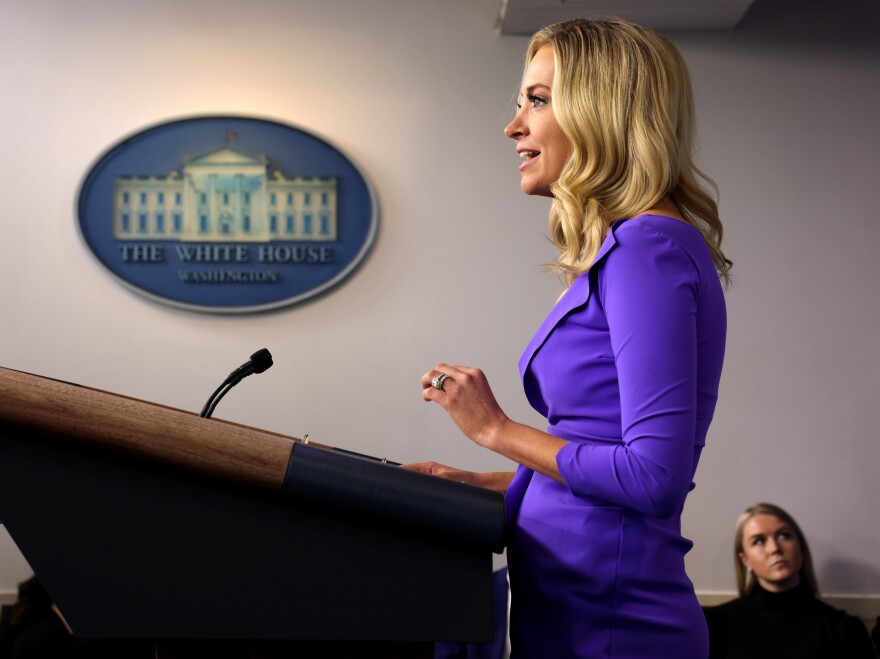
[529,94,548,108]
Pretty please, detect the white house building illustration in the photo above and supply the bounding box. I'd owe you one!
[113,145,337,242]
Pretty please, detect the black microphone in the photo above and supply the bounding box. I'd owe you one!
[227,348,273,380]
[200,348,273,419]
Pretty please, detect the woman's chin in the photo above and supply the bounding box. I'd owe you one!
[520,179,553,197]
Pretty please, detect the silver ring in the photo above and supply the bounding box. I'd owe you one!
[431,373,449,391]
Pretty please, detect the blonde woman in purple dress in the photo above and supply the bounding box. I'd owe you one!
[409,18,730,659]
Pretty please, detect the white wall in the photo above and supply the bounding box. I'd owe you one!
[1,0,877,600]
[675,0,880,595]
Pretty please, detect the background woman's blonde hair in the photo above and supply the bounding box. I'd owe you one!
[733,502,819,597]
[526,18,731,286]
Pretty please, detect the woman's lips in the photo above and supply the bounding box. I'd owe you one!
[518,150,539,171]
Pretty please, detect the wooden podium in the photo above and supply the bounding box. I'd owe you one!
[0,367,505,658]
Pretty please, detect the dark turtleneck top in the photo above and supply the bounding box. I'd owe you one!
[703,581,875,659]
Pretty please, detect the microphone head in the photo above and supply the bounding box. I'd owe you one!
[250,348,273,374]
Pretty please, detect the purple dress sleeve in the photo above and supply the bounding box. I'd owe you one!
[555,220,701,517]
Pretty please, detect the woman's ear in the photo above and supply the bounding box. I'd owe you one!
[738,552,751,571]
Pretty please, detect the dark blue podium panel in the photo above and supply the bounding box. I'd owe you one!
[0,430,494,642]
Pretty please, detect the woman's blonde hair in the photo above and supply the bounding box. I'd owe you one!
[526,18,731,286]
[733,502,819,597]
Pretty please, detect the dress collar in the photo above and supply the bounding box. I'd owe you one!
[518,222,621,379]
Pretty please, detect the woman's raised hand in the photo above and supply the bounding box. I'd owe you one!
[421,363,510,450]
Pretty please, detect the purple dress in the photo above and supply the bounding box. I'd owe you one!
[506,215,726,658]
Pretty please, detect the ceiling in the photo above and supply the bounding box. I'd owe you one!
[497,0,757,34]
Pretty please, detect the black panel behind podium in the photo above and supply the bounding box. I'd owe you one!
[0,366,505,656]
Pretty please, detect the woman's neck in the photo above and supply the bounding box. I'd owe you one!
[635,198,686,222]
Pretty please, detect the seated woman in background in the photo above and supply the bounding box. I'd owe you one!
[703,502,875,659]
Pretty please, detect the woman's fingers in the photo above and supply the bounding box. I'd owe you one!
[422,363,463,400]
[400,461,440,474]
[401,461,483,486]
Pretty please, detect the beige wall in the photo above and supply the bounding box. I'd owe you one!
[1,0,878,605]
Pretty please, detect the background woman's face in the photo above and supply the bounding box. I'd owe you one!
[739,513,804,593]
[504,44,572,197]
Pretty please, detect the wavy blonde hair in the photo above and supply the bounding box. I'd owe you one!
[526,18,731,286]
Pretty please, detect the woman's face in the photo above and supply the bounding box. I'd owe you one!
[739,514,804,593]
[504,44,573,197]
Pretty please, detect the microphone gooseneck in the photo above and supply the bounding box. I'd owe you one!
[200,348,274,419]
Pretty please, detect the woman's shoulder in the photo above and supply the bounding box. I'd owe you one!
[613,214,706,254]
[811,600,876,656]
[704,592,866,627]
[601,214,717,285]
[811,597,868,626]
[703,597,750,622]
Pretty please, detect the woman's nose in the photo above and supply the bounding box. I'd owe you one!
[504,111,526,139]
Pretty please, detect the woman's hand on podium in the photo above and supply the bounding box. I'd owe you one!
[401,462,514,493]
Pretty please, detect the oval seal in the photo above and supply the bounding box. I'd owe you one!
[77,116,377,313]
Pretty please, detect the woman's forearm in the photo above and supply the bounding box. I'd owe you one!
[483,418,569,484]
